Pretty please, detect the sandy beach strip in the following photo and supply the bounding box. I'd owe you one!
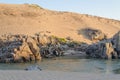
[0,70,120,80]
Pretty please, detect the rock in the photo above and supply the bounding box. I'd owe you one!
[37,35,50,46]
[26,37,41,60]
[40,44,64,58]
[104,42,117,59]
[0,35,42,63]
[85,31,120,59]
[86,41,117,59]
[83,28,107,41]
[25,65,42,71]
[0,53,14,63]
[112,31,120,58]
[0,33,65,63]
[0,39,4,48]
[14,42,34,62]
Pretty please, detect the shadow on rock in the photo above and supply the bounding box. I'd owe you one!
[77,28,107,41]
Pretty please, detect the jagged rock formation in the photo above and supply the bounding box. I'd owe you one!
[0,33,64,63]
[86,31,120,59]
[86,42,117,59]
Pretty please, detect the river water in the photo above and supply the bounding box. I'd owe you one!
[0,57,120,74]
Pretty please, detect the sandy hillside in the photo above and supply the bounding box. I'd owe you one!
[0,4,120,43]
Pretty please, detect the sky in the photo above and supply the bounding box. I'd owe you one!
[0,0,120,20]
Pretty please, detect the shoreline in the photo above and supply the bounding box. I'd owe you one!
[0,70,120,80]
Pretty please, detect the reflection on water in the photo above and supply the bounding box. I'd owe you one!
[0,57,120,74]
[113,68,120,74]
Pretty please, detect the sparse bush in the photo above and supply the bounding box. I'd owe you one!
[50,35,67,44]
[28,4,43,9]
[57,38,67,44]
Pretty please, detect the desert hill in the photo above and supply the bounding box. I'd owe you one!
[0,4,120,44]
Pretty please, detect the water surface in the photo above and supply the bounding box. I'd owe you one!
[0,57,120,74]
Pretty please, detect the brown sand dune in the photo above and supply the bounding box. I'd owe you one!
[0,4,120,43]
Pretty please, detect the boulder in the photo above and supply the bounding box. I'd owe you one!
[37,35,50,46]
[112,31,120,57]
[85,31,120,59]
[84,28,107,41]
[25,65,42,71]
[104,42,117,59]
[86,42,117,59]
[26,37,41,60]
[13,42,34,62]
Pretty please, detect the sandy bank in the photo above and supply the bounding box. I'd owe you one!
[0,70,120,80]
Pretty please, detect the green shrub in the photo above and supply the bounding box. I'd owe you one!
[25,4,43,9]
[50,35,67,44]
[57,38,67,44]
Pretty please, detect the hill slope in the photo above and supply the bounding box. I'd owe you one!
[0,4,120,43]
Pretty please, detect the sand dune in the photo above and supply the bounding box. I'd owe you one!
[0,4,120,43]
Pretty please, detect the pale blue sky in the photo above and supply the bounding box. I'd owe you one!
[0,0,120,20]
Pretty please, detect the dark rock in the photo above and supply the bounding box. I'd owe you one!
[112,31,120,58]
[25,65,42,71]
[0,33,66,62]
[85,31,120,59]
[80,28,107,41]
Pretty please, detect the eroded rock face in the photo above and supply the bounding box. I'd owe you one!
[26,37,41,60]
[40,44,64,58]
[112,31,120,58]
[86,42,117,59]
[86,31,120,59]
[104,42,117,59]
[13,42,34,62]
[0,34,42,63]
[0,34,64,63]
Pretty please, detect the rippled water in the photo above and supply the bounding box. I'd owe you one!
[0,57,120,74]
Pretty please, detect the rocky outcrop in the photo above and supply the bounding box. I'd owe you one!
[82,28,107,41]
[0,34,65,63]
[86,31,120,59]
[40,44,64,58]
[26,37,41,60]
[86,42,117,59]
[13,42,35,62]
[111,31,120,58]
[0,34,41,62]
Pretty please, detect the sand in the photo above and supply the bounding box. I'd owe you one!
[0,70,120,80]
[0,4,120,44]
[0,3,120,80]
